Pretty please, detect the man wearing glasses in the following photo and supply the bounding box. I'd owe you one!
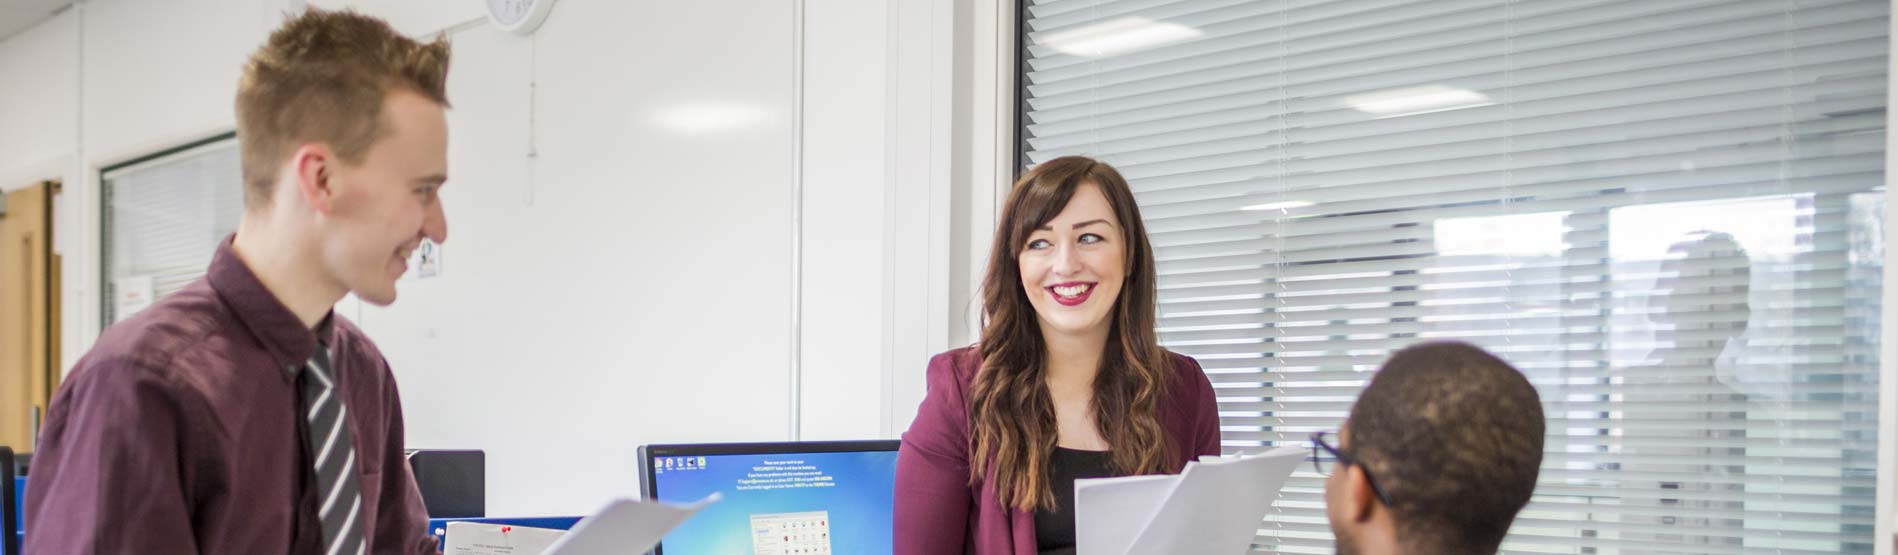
[1311,341,1545,555]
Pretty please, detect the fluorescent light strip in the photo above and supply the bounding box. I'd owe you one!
[1241,200,1315,212]
[1344,85,1493,117]
[1041,17,1203,57]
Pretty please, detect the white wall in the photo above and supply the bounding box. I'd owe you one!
[304,0,481,38]
[81,0,272,162]
[0,8,75,193]
[0,0,960,516]
[949,0,1015,347]
[341,0,802,516]
[800,0,891,441]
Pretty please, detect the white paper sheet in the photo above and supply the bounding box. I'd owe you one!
[1076,447,1305,555]
[542,494,720,555]
[1074,475,1177,555]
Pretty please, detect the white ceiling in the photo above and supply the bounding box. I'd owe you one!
[0,0,72,43]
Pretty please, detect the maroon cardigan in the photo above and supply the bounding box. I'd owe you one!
[893,346,1223,555]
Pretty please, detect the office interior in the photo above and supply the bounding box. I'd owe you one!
[0,0,1895,553]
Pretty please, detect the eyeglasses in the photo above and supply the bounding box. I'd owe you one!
[1310,430,1392,506]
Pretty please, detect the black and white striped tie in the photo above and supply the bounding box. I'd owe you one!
[300,346,366,555]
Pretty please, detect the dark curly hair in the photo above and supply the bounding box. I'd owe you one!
[1348,341,1545,554]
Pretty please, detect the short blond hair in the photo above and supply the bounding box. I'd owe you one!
[235,8,450,207]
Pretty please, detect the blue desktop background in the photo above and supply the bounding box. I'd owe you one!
[651,450,897,555]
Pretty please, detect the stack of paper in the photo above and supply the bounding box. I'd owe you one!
[1074,447,1305,555]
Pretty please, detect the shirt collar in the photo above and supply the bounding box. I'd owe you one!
[205,235,335,380]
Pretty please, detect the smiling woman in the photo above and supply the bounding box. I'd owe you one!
[892,156,1222,555]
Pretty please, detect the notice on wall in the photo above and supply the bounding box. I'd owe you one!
[114,275,155,321]
[407,239,442,279]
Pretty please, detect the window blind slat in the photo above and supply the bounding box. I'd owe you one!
[1157,258,1831,294]
[1134,151,1879,228]
[1156,249,1853,286]
[1224,414,1877,433]
[1520,500,1879,525]
[1214,400,1874,416]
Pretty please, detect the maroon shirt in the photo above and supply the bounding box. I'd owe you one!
[894,346,1223,555]
[24,238,436,554]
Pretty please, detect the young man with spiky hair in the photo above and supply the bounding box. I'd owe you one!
[27,8,451,554]
[1316,342,1546,555]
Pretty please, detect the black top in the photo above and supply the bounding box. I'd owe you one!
[1035,447,1122,555]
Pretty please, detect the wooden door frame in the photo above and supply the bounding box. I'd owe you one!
[0,180,58,451]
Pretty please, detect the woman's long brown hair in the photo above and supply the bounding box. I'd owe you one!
[969,155,1173,512]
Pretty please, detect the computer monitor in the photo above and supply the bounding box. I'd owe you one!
[638,441,899,555]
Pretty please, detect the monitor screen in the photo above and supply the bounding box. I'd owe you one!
[640,442,898,555]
